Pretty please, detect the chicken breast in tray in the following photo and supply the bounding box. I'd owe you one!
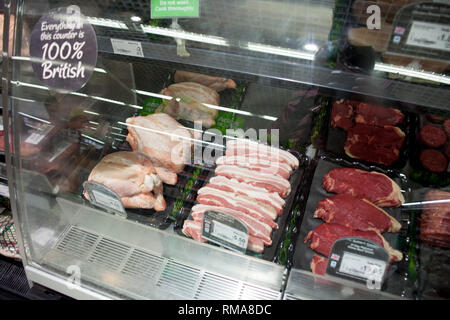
[86,151,166,211]
[174,70,236,92]
[126,113,193,185]
[157,82,219,128]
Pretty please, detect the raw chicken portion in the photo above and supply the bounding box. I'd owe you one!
[126,113,193,184]
[158,82,220,128]
[86,151,166,211]
[174,70,236,92]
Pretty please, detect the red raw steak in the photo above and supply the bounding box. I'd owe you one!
[331,100,353,131]
[310,254,328,275]
[304,223,403,262]
[322,168,404,207]
[314,194,401,233]
[420,190,450,248]
[355,103,404,127]
[344,124,405,165]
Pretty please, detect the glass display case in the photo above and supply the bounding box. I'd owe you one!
[2,0,449,300]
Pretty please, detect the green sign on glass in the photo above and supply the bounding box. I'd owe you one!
[151,0,200,18]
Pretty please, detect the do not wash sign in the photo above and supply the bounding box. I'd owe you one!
[30,5,97,92]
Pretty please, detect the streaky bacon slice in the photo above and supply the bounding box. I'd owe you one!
[206,176,285,214]
[191,204,272,245]
[311,255,328,275]
[322,168,404,207]
[181,219,264,253]
[225,139,299,169]
[305,223,403,262]
[215,165,291,198]
[215,155,292,179]
[182,219,207,242]
[314,194,401,233]
[196,186,278,228]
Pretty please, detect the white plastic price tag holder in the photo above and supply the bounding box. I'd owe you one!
[83,181,127,218]
[325,237,390,289]
[111,38,144,58]
[201,210,248,254]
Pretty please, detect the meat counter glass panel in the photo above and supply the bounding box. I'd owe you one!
[2,0,449,300]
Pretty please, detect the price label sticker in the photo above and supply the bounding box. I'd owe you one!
[30,5,98,92]
[83,181,127,217]
[406,21,450,52]
[326,237,390,289]
[111,39,144,58]
[201,211,248,254]
[24,123,54,145]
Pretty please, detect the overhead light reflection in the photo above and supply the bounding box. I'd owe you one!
[374,63,450,85]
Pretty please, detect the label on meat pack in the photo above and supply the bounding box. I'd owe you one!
[29,6,97,92]
[24,123,55,145]
[201,211,248,254]
[326,237,389,289]
[83,181,127,218]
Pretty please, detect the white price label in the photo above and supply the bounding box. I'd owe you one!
[210,220,248,250]
[339,252,386,282]
[91,189,123,212]
[406,21,450,52]
[111,38,144,57]
[24,124,54,145]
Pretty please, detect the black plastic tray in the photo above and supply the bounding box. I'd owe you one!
[291,154,416,298]
[322,97,417,170]
[408,112,450,188]
[174,148,308,263]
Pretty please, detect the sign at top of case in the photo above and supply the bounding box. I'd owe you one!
[151,0,200,19]
[30,6,98,92]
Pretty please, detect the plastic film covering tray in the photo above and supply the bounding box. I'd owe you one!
[291,155,416,298]
[175,148,308,263]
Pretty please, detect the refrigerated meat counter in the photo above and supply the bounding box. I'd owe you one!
[1,0,449,300]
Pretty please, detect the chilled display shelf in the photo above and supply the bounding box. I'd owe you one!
[94,33,450,112]
[283,268,404,300]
